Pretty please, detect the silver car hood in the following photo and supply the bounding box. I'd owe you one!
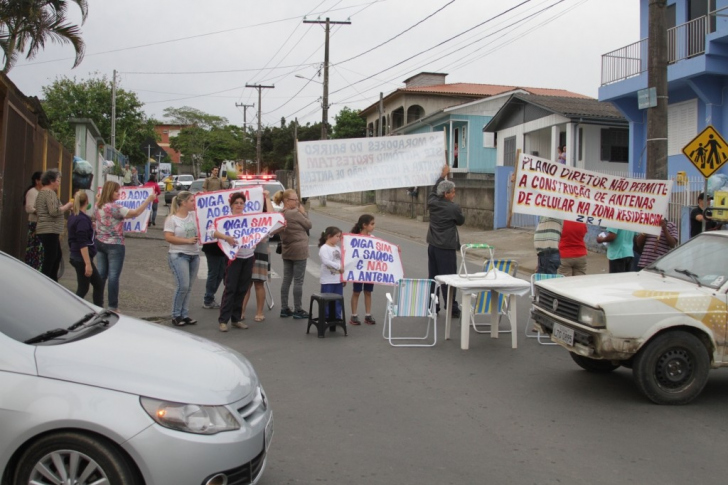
[35,316,257,405]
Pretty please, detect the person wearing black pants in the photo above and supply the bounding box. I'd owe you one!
[35,169,73,281]
[427,164,465,317]
[67,191,104,306]
[218,256,255,329]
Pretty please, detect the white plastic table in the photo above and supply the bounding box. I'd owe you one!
[435,270,531,350]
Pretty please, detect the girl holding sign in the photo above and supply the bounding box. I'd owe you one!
[318,226,345,320]
[95,181,155,312]
[164,191,200,327]
[349,214,377,326]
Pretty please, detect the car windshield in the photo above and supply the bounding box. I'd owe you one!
[190,181,204,192]
[178,175,194,182]
[0,252,96,342]
[644,233,728,289]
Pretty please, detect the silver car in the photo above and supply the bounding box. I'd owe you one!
[0,251,272,485]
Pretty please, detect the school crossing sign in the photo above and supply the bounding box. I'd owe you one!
[682,125,728,178]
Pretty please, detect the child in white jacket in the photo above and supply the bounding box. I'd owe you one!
[318,226,344,320]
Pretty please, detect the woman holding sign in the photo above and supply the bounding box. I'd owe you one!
[274,189,312,320]
[95,181,155,312]
[164,191,200,326]
[212,192,256,332]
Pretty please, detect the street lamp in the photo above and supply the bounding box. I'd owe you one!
[295,74,323,84]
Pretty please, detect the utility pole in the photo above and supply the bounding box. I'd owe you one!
[303,17,351,139]
[235,102,255,127]
[245,84,274,174]
[111,69,117,163]
[647,0,668,180]
[304,17,351,206]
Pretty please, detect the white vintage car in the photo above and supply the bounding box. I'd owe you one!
[532,230,728,405]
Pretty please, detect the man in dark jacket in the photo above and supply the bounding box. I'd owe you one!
[427,164,465,317]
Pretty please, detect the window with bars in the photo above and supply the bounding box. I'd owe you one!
[600,128,629,162]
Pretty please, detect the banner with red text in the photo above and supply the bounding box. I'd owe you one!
[214,212,286,260]
[296,133,446,197]
[341,234,403,286]
[195,186,264,244]
[512,154,673,235]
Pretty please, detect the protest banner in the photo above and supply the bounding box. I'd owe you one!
[512,153,673,236]
[296,133,446,197]
[214,212,286,260]
[114,186,153,233]
[341,234,403,286]
[195,186,264,243]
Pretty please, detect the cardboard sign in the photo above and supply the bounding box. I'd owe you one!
[342,234,403,286]
[115,186,153,233]
[296,133,446,197]
[214,212,286,260]
[195,186,264,244]
[512,154,673,236]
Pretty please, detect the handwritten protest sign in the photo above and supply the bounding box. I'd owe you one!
[214,212,286,260]
[116,186,153,233]
[512,154,673,236]
[195,186,264,243]
[297,133,446,198]
[342,234,403,286]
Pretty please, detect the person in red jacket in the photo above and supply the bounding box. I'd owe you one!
[558,220,587,276]
[142,175,162,227]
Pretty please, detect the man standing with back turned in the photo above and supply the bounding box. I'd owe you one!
[427,164,465,318]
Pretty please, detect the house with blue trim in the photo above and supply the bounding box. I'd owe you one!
[599,0,728,180]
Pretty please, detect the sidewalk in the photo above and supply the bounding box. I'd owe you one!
[308,198,609,275]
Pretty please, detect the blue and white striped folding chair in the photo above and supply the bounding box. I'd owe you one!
[383,278,438,347]
[525,273,564,345]
[470,260,519,334]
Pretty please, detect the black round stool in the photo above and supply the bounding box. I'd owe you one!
[306,293,348,338]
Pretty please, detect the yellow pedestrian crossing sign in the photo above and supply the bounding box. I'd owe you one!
[682,125,728,178]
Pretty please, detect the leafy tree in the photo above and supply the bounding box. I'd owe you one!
[0,0,87,72]
[331,107,366,139]
[41,73,157,165]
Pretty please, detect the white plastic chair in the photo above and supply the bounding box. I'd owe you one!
[383,279,438,347]
[525,273,564,345]
[470,259,519,335]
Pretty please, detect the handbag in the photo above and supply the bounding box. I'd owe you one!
[276,242,282,254]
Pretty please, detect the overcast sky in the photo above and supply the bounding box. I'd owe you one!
[7,0,639,130]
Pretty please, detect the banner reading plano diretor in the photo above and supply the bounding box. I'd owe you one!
[512,154,673,236]
[297,133,446,198]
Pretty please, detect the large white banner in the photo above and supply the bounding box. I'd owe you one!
[195,186,264,244]
[341,234,403,286]
[297,133,446,197]
[214,213,286,260]
[512,154,673,235]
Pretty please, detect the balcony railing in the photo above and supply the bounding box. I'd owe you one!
[601,7,728,86]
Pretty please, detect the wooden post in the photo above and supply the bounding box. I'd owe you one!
[506,149,521,228]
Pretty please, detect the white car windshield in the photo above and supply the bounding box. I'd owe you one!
[644,233,728,289]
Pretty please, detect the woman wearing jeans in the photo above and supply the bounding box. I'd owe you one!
[164,191,199,326]
[273,189,312,319]
[95,181,154,312]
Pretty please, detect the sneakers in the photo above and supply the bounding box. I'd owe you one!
[203,301,220,309]
[364,315,377,325]
[280,307,294,318]
[292,309,309,320]
[171,317,185,327]
[232,321,249,329]
[219,323,228,332]
[350,315,361,325]
[183,317,197,325]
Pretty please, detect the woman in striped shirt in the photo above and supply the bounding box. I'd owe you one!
[35,169,73,281]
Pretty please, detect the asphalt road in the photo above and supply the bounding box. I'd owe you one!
[180,211,726,485]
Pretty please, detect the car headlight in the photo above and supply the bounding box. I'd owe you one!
[578,306,606,328]
[140,397,240,435]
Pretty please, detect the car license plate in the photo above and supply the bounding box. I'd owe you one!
[552,323,575,346]
[265,413,274,451]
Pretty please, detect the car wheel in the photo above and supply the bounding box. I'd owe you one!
[570,352,620,373]
[633,331,710,405]
[14,432,137,485]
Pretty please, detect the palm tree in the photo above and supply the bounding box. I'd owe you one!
[0,0,88,73]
